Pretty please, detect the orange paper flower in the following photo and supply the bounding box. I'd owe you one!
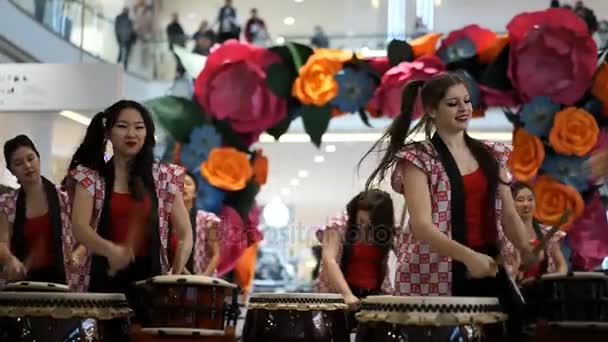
[533,175,584,230]
[252,150,268,185]
[591,62,608,116]
[549,107,599,156]
[508,128,545,181]
[201,147,253,191]
[292,49,353,106]
[410,33,442,58]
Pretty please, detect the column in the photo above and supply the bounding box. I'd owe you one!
[0,112,56,186]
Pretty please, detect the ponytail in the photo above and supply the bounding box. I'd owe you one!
[66,111,108,175]
[359,80,427,190]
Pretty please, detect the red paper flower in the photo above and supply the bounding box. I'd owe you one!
[507,8,597,105]
[194,40,287,135]
[439,24,497,55]
[479,85,521,108]
[368,56,445,118]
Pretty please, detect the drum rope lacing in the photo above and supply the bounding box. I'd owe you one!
[359,303,503,313]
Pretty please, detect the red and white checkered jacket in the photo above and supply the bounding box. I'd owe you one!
[389,140,514,296]
[68,162,185,291]
[0,186,80,290]
[193,210,220,275]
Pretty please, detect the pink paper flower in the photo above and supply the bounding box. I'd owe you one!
[507,8,597,105]
[368,56,445,118]
[366,56,391,76]
[479,85,521,108]
[567,192,608,271]
[216,205,263,276]
[194,40,287,135]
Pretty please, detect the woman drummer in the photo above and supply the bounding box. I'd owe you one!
[315,189,395,306]
[65,100,193,320]
[508,182,567,282]
[168,171,220,276]
[362,73,542,339]
[0,135,79,287]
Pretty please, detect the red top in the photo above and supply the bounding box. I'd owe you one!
[463,168,497,248]
[109,192,152,256]
[23,212,53,270]
[523,239,542,279]
[345,242,383,290]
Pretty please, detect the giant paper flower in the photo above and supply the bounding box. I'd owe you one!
[201,147,253,191]
[518,96,561,137]
[540,153,589,192]
[591,63,608,116]
[292,49,354,106]
[410,33,443,58]
[549,107,599,156]
[179,125,222,172]
[194,40,287,134]
[508,128,545,182]
[330,67,376,113]
[368,55,445,118]
[438,24,497,64]
[507,8,597,105]
[533,175,584,229]
[567,192,608,270]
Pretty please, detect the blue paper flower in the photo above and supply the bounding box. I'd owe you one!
[540,153,590,192]
[179,125,222,172]
[330,67,376,113]
[583,97,603,117]
[195,172,226,214]
[437,38,476,65]
[455,70,481,108]
[519,96,561,137]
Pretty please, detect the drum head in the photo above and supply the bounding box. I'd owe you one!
[539,272,608,281]
[3,281,69,292]
[140,328,226,336]
[362,295,500,306]
[248,292,347,311]
[135,275,237,288]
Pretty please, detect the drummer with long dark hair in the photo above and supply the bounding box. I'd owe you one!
[362,73,542,339]
[168,171,220,276]
[65,100,193,320]
[508,182,567,281]
[0,135,78,287]
[315,189,395,306]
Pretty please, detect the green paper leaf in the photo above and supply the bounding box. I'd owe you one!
[266,115,293,140]
[358,109,372,127]
[301,105,332,147]
[266,63,295,98]
[269,43,314,72]
[387,39,414,66]
[144,96,207,142]
[223,180,261,221]
[213,119,248,152]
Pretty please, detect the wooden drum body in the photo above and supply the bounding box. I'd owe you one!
[522,272,608,323]
[136,275,239,331]
[355,296,507,342]
[131,327,234,342]
[0,292,132,342]
[242,293,349,342]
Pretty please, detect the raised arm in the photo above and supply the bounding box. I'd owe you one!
[168,190,194,275]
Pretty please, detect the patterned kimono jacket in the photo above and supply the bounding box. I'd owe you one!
[314,212,393,294]
[68,161,185,291]
[0,183,78,289]
[387,139,514,296]
[192,210,220,274]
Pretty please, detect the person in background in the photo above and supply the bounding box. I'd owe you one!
[550,0,560,8]
[34,0,46,23]
[0,135,79,288]
[311,26,329,48]
[509,182,567,282]
[65,100,193,322]
[193,35,214,56]
[193,20,215,42]
[166,13,186,78]
[215,0,240,43]
[115,7,136,71]
[315,189,395,306]
[244,8,267,44]
[132,0,155,69]
[168,172,220,276]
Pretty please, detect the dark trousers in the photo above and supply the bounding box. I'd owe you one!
[117,42,132,70]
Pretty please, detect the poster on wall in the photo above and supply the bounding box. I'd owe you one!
[0,63,123,111]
